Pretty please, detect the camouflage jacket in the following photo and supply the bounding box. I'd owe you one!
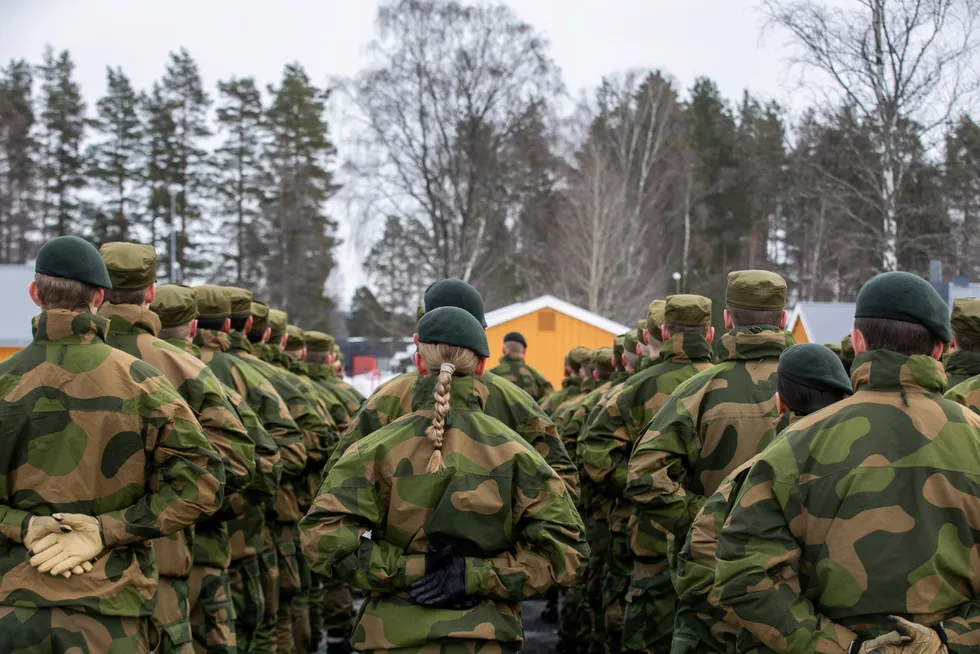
[165,337,283,567]
[288,357,353,436]
[714,351,980,654]
[944,350,980,389]
[306,361,363,420]
[552,378,596,434]
[540,376,581,416]
[489,354,554,402]
[328,371,579,498]
[946,374,980,415]
[226,332,320,524]
[299,374,588,652]
[195,328,302,559]
[560,379,613,465]
[626,327,790,566]
[0,310,222,617]
[101,303,255,574]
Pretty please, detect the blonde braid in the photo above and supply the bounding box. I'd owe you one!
[425,362,455,472]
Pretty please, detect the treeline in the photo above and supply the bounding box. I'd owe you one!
[0,47,338,328]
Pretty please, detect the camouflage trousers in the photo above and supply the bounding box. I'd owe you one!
[153,575,194,653]
[622,557,676,654]
[0,606,150,653]
[292,546,313,654]
[251,532,281,654]
[188,564,237,654]
[228,555,265,653]
[275,522,303,654]
[587,519,611,654]
[310,576,355,652]
[602,533,633,654]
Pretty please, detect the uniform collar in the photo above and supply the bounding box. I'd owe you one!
[412,374,488,412]
[226,330,254,354]
[32,309,108,344]
[660,332,714,363]
[717,326,791,362]
[851,350,947,394]
[98,302,161,337]
[165,337,201,357]
[944,350,980,381]
[194,329,232,352]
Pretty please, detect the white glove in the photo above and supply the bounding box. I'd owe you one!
[25,516,94,578]
[29,513,104,578]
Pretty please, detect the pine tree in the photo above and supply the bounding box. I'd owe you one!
[262,63,340,329]
[37,46,86,238]
[0,59,37,262]
[142,82,177,280]
[214,76,264,286]
[88,66,143,244]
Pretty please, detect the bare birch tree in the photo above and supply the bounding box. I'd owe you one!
[764,0,980,270]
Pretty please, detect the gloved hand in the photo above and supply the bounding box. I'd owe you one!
[851,631,909,653]
[410,549,471,608]
[28,513,104,578]
[866,617,948,654]
[25,516,96,578]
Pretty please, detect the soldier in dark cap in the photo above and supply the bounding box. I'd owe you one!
[0,236,222,653]
[716,271,980,653]
[489,331,554,402]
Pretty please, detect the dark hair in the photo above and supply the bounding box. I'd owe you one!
[103,287,149,306]
[777,376,847,416]
[726,306,784,327]
[247,327,267,344]
[853,317,938,356]
[953,331,980,353]
[34,273,99,310]
[306,350,329,364]
[665,323,711,336]
[196,316,228,331]
[229,315,249,332]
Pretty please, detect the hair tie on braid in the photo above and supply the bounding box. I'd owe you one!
[440,363,456,375]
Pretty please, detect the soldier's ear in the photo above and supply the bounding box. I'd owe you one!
[778,311,788,330]
[776,393,786,415]
[144,284,156,306]
[414,352,427,376]
[723,310,734,331]
[29,281,42,308]
[475,358,487,375]
[221,318,231,334]
[851,328,867,355]
[643,329,650,346]
[661,325,669,342]
[189,320,198,340]
[706,326,715,343]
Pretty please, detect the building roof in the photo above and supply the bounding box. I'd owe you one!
[484,295,631,335]
[0,265,39,347]
[789,301,855,345]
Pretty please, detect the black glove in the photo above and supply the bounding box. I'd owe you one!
[424,543,454,573]
[410,550,470,607]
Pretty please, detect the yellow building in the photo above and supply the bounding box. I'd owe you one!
[0,265,40,361]
[484,295,630,389]
[788,301,855,345]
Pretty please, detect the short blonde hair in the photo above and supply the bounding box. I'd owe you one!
[417,342,481,472]
[34,273,99,310]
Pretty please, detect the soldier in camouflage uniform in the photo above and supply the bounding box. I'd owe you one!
[671,343,852,654]
[192,286,306,653]
[626,271,791,598]
[0,236,222,653]
[152,284,284,654]
[329,279,578,500]
[549,347,593,428]
[579,295,716,654]
[944,298,980,388]
[298,328,359,433]
[540,353,577,415]
[839,334,855,376]
[489,331,554,402]
[300,306,589,654]
[99,243,257,654]
[714,271,980,653]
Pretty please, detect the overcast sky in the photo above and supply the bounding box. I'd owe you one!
[0,0,800,305]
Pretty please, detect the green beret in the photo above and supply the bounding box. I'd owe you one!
[424,279,487,328]
[840,335,855,364]
[951,298,980,339]
[778,343,852,396]
[613,334,626,358]
[568,347,591,369]
[592,347,616,373]
[855,271,951,343]
[99,242,157,290]
[665,294,712,327]
[646,300,666,342]
[223,287,253,317]
[35,236,112,289]
[726,270,787,310]
[285,325,306,350]
[417,306,489,358]
[268,310,288,340]
[251,301,270,331]
[305,331,333,353]
[624,329,641,355]
[504,331,527,347]
[195,285,231,319]
[150,284,197,328]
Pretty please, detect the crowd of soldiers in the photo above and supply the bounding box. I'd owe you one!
[7,233,980,654]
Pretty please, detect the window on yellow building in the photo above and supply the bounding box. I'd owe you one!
[538,310,556,332]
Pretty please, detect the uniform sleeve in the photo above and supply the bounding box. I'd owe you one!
[464,455,589,601]
[248,378,307,481]
[944,599,980,653]
[511,397,580,501]
[626,378,708,559]
[195,371,256,496]
[299,446,427,592]
[945,380,980,415]
[713,458,858,654]
[578,384,634,493]
[99,379,224,547]
[325,386,401,473]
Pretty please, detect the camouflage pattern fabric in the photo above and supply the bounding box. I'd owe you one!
[228,556,264,653]
[328,370,579,499]
[300,374,588,654]
[944,349,980,389]
[188,564,237,654]
[305,361,363,421]
[489,353,555,402]
[714,350,980,654]
[626,326,791,567]
[552,378,596,434]
[0,309,222,621]
[540,376,582,416]
[0,606,148,653]
[578,333,714,654]
[153,576,192,653]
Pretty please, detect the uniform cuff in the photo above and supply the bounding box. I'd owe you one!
[465,557,489,595]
